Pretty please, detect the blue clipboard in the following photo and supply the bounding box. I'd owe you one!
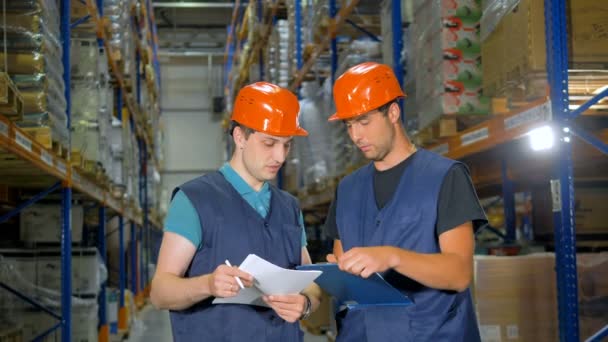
[297,263,413,310]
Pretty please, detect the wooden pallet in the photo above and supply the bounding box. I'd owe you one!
[415,114,493,147]
[486,70,608,114]
[0,72,24,120]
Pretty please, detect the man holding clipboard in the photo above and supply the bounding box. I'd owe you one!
[323,62,487,341]
[150,83,322,341]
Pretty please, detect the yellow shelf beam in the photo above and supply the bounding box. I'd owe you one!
[0,114,144,225]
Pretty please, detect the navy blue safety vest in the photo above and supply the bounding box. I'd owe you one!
[169,172,304,342]
[335,149,481,342]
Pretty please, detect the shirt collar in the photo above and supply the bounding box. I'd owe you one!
[219,162,269,196]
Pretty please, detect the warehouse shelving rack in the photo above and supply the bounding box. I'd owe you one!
[222,0,607,340]
[389,0,608,340]
[0,0,162,341]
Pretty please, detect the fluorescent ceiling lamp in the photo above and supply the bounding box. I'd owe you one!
[528,125,555,151]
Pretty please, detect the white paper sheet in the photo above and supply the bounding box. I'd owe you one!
[212,254,322,307]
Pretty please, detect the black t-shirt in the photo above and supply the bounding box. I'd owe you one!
[324,151,487,239]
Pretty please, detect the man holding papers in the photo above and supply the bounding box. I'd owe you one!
[324,62,487,341]
[150,82,322,341]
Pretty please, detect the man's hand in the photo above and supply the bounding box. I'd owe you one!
[326,254,338,263]
[262,294,307,323]
[207,264,254,298]
[336,246,398,278]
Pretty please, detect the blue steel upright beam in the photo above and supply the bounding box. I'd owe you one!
[61,0,72,340]
[501,160,516,242]
[130,221,138,296]
[138,139,145,293]
[118,216,127,329]
[96,0,103,16]
[98,206,108,341]
[295,0,303,80]
[329,0,338,85]
[136,52,142,106]
[391,0,404,122]
[143,144,149,288]
[257,0,265,80]
[60,188,72,342]
[544,0,579,340]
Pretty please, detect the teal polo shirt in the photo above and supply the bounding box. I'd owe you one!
[164,163,307,249]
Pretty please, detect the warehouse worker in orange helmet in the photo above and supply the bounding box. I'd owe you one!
[151,82,322,342]
[324,62,487,341]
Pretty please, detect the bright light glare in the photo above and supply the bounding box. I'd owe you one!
[528,125,555,151]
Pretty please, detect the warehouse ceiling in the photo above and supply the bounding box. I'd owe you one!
[153,0,382,60]
[153,0,235,56]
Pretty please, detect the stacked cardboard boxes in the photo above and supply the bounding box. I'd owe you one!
[474,253,608,341]
[481,0,608,101]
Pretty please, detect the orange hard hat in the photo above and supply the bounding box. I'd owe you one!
[329,62,405,121]
[231,82,308,136]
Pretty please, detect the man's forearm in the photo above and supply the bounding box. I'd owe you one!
[150,272,212,310]
[390,248,472,292]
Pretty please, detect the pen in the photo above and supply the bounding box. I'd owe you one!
[225,260,245,289]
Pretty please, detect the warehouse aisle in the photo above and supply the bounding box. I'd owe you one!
[126,305,328,342]
[126,306,173,342]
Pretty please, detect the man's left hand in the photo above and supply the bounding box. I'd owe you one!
[262,294,307,323]
[338,246,398,278]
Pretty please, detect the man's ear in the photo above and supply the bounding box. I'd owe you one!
[233,126,246,149]
[388,102,401,123]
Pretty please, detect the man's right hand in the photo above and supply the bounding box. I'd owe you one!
[207,264,254,298]
[326,254,338,263]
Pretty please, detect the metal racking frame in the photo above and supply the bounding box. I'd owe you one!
[391,0,608,340]
[222,0,607,338]
[0,0,162,341]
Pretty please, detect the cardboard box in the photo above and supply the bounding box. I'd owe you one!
[20,204,84,243]
[577,253,608,340]
[532,186,608,236]
[482,0,608,97]
[474,254,559,342]
[474,253,608,341]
